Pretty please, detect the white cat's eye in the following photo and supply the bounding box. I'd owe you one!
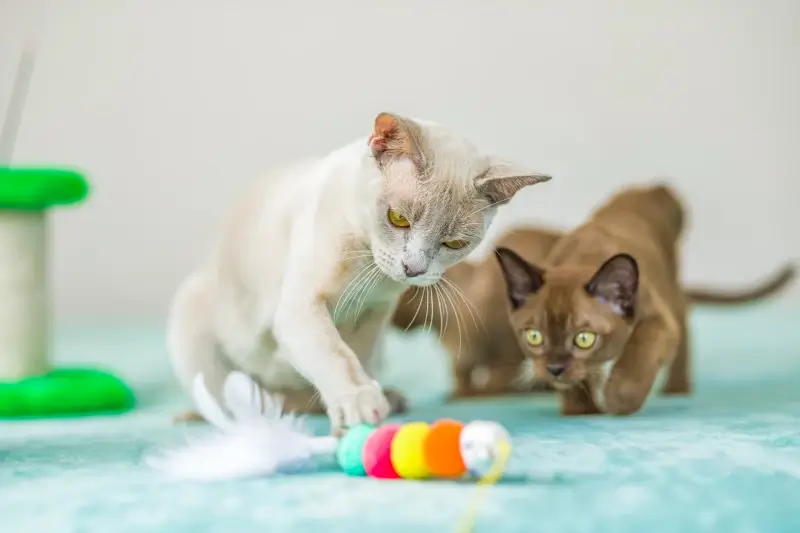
[443,239,468,250]
[387,209,410,228]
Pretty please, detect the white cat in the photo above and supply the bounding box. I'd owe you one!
[167,113,551,433]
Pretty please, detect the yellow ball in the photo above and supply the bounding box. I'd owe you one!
[390,422,431,479]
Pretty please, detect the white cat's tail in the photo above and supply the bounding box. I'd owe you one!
[147,372,338,481]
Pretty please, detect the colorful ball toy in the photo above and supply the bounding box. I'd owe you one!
[150,372,515,532]
[336,419,513,481]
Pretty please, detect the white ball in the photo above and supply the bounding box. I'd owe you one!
[459,420,512,477]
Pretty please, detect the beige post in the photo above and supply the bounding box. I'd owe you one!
[0,210,48,378]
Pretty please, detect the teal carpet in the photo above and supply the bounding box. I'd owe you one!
[2,304,800,533]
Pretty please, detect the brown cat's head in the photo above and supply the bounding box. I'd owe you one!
[494,247,639,389]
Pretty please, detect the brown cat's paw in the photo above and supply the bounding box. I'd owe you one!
[172,410,206,425]
[560,403,603,416]
[559,384,602,416]
[603,381,646,416]
[383,388,409,414]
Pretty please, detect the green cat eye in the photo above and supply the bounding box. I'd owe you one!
[443,239,469,250]
[387,209,410,228]
[573,331,597,350]
[524,329,544,346]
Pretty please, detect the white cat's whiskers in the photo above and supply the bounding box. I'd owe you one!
[306,389,322,411]
[442,276,483,333]
[427,286,436,334]
[334,261,375,321]
[341,263,380,321]
[423,286,433,333]
[440,281,465,361]
[434,282,450,341]
[405,288,425,332]
[341,250,374,260]
[354,266,384,320]
[334,262,377,322]
[432,283,444,341]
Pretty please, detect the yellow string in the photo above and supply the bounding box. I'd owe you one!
[454,440,512,533]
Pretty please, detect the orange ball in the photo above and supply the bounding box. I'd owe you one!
[423,419,467,478]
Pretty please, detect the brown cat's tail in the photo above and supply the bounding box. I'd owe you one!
[686,263,796,305]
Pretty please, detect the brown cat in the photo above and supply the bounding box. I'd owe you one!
[392,185,795,411]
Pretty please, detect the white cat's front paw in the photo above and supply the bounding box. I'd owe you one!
[325,381,390,435]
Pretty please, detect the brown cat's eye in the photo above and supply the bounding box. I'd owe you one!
[524,329,544,346]
[387,209,410,228]
[443,239,469,250]
[573,331,597,350]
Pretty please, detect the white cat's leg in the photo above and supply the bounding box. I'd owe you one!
[344,309,408,414]
[273,290,390,433]
[167,273,234,421]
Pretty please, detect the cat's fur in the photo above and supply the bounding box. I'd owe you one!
[167,112,551,432]
[392,185,795,407]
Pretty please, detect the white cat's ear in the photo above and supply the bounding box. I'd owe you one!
[368,112,422,165]
[475,161,552,206]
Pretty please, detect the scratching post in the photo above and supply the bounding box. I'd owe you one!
[0,167,135,418]
[0,209,48,378]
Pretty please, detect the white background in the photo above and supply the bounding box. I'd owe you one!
[1,0,798,321]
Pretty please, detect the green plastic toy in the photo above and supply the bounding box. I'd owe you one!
[0,167,135,418]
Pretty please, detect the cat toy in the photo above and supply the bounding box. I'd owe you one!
[0,44,135,419]
[148,372,514,532]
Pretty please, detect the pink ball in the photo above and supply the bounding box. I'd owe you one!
[362,423,401,479]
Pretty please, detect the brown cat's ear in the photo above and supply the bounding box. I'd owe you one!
[585,254,639,318]
[495,247,545,310]
[475,161,552,206]
[368,112,422,165]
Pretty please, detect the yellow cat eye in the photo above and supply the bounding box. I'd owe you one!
[573,331,597,350]
[387,209,410,228]
[443,239,469,250]
[524,329,544,346]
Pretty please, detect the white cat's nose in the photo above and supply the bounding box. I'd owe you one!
[402,262,426,278]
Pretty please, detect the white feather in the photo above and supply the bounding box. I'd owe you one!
[147,372,332,481]
[223,370,267,420]
[191,373,234,431]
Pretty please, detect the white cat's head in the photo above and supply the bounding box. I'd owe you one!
[366,112,551,287]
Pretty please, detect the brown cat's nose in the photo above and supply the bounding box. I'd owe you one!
[402,262,426,277]
[546,364,566,377]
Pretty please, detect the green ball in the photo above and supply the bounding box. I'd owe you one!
[336,423,376,476]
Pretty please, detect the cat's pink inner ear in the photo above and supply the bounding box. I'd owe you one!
[372,113,398,146]
[369,112,418,161]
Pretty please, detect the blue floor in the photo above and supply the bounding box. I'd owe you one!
[2,304,800,533]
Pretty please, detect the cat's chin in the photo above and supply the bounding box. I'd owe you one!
[403,276,442,288]
[549,379,578,391]
[376,265,441,287]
